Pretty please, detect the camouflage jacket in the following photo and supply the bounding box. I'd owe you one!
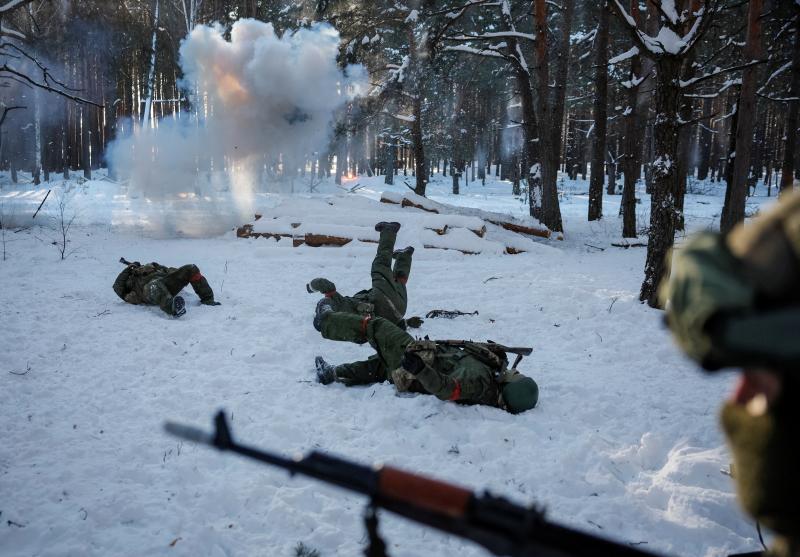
[113,263,169,305]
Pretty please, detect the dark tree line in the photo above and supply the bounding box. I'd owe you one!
[1,0,798,306]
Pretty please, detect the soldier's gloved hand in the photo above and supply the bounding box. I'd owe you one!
[307,277,336,295]
[405,316,424,329]
[401,351,425,375]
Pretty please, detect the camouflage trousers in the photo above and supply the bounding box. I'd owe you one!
[319,227,412,326]
[144,264,215,315]
[320,312,413,385]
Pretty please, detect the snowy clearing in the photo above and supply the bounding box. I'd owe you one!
[0,172,773,557]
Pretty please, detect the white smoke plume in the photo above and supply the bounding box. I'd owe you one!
[108,20,366,234]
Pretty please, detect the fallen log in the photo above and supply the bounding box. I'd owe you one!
[381,191,549,239]
[611,241,647,249]
[423,244,479,255]
[304,233,353,247]
[487,219,551,239]
[401,197,438,213]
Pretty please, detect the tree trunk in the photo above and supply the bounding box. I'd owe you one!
[384,142,395,185]
[142,0,161,128]
[621,0,646,238]
[640,58,682,308]
[696,98,713,180]
[550,0,575,180]
[411,92,426,195]
[588,1,609,221]
[780,3,800,193]
[721,0,762,233]
[532,0,563,232]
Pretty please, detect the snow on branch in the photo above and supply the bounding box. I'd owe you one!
[680,59,766,89]
[0,0,35,14]
[610,0,717,57]
[760,61,792,92]
[449,30,535,41]
[0,24,24,40]
[443,44,507,60]
[382,110,416,122]
[608,46,639,65]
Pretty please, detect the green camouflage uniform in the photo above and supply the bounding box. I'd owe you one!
[661,190,800,556]
[319,312,538,413]
[310,226,412,328]
[113,262,217,316]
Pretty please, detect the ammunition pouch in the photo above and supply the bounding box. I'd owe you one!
[355,301,375,316]
[144,279,169,305]
[133,263,156,276]
[404,340,437,368]
[390,368,418,392]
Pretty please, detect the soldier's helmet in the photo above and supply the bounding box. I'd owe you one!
[500,376,539,414]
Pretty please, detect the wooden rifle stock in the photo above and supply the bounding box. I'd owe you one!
[165,411,663,557]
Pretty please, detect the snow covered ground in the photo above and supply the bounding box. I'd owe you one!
[0,170,774,556]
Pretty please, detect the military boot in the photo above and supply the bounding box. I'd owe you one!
[393,246,414,258]
[375,221,401,233]
[172,295,186,317]
[315,356,337,385]
[313,297,334,331]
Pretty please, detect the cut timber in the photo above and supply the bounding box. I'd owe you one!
[381,191,550,239]
[401,197,438,213]
[236,224,291,241]
[611,241,647,249]
[488,219,551,239]
[304,233,353,247]
[423,244,479,255]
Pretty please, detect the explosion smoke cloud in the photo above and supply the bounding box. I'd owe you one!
[108,20,366,233]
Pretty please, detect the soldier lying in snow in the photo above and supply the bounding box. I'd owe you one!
[307,221,423,330]
[113,261,220,317]
[312,305,539,414]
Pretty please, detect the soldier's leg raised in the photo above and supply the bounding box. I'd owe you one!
[392,246,413,285]
[371,223,400,285]
[370,224,409,322]
[162,264,217,304]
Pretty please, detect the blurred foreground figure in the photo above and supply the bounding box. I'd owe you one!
[113,260,220,317]
[661,191,800,557]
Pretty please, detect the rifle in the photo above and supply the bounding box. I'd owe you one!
[165,411,662,557]
[435,339,533,369]
[119,257,139,266]
[425,309,480,319]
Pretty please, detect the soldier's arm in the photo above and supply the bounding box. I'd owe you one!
[113,266,134,301]
[413,363,493,402]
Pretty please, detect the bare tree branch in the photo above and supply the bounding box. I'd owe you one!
[0,63,104,107]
